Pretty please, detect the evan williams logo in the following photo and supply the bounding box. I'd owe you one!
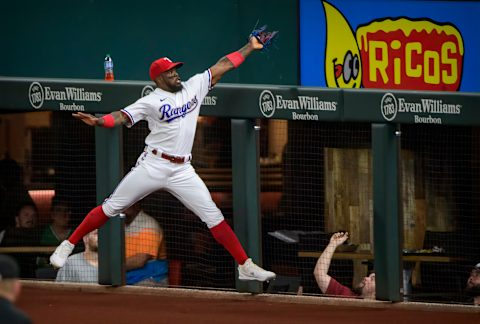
[259,89,338,118]
[141,85,154,97]
[29,82,44,109]
[380,93,398,121]
[202,95,217,106]
[381,92,462,123]
[259,90,276,118]
[28,82,102,109]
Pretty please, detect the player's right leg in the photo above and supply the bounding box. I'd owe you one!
[50,158,166,268]
[167,164,276,282]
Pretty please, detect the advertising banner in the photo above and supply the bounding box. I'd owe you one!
[300,0,480,92]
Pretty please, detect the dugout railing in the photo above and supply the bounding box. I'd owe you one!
[1,76,479,302]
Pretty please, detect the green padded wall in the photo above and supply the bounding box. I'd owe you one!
[0,0,298,85]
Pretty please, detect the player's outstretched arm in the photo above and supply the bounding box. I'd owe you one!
[209,36,263,87]
[72,111,128,128]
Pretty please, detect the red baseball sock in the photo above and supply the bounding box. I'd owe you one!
[210,220,248,265]
[68,205,110,245]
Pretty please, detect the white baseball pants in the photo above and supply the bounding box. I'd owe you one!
[101,150,225,228]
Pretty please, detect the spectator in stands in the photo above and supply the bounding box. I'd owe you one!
[0,201,39,246]
[40,197,72,246]
[313,232,375,299]
[124,201,168,287]
[0,254,32,323]
[465,263,480,306]
[14,202,38,230]
[0,155,33,232]
[56,230,98,283]
[0,202,40,278]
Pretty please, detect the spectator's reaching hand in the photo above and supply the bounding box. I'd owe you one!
[329,232,349,248]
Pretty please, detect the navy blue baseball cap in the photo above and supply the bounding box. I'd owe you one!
[0,254,20,280]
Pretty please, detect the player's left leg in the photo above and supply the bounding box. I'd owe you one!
[51,154,168,268]
[167,164,276,282]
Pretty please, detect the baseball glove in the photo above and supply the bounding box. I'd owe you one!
[250,24,279,51]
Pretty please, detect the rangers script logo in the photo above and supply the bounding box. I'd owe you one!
[259,90,275,118]
[159,96,199,122]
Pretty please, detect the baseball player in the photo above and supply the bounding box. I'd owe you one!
[50,34,276,282]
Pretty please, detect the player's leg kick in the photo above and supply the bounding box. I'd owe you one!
[50,154,276,282]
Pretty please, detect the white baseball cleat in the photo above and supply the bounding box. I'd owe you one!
[50,240,75,268]
[238,258,276,282]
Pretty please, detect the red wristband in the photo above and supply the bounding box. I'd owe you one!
[101,114,115,128]
[226,51,245,68]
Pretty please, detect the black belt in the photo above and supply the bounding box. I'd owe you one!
[151,149,187,164]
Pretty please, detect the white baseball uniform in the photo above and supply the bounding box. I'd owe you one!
[101,69,224,228]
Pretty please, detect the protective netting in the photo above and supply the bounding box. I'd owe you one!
[2,111,479,305]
